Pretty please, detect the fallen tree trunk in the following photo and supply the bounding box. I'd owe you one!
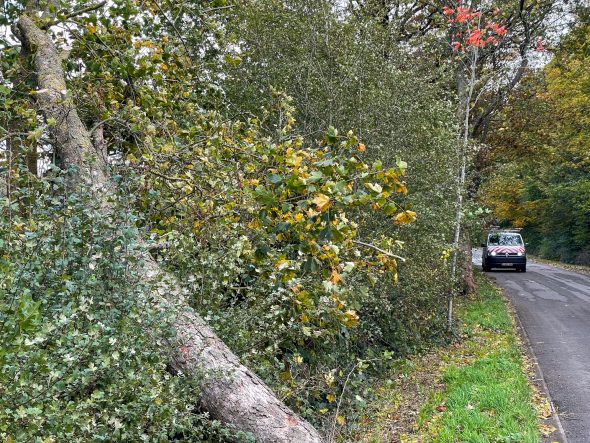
[15,13,322,443]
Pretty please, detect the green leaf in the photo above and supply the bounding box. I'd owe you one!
[318,225,333,242]
[326,126,338,144]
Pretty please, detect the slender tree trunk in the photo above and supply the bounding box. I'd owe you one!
[461,231,475,296]
[15,13,322,443]
[448,45,478,329]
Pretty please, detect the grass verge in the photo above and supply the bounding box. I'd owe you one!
[530,255,590,276]
[348,272,548,443]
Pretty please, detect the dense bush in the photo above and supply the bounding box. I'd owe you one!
[1,0,461,439]
[0,175,246,442]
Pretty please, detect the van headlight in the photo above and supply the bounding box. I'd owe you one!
[491,251,497,256]
[517,252,523,256]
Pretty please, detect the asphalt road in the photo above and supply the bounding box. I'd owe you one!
[474,251,590,442]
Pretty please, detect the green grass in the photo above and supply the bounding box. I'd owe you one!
[416,273,539,442]
[343,273,542,443]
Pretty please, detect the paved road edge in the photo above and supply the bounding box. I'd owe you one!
[496,282,569,443]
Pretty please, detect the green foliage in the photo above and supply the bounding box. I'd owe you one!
[0,0,462,436]
[0,175,246,442]
[481,23,590,264]
[223,0,459,350]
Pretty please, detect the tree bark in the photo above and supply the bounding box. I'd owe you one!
[15,13,323,443]
[460,233,475,297]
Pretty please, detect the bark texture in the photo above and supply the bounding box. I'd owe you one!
[16,13,323,443]
[461,235,475,296]
[16,16,108,188]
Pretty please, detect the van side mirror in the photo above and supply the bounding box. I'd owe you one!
[481,243,486,247]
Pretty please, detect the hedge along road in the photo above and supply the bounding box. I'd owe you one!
[474,249,590,442]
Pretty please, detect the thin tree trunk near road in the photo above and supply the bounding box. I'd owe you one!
[449,43,478,330]
[15,12,323,443]
[461,233,475,296]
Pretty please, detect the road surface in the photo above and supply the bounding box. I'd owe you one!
[474,250,590,442]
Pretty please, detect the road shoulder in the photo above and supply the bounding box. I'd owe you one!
[500,282,569,443]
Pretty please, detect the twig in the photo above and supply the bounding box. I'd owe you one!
[41,1,107,29]
[63,1,107,20]
[353,240,406,262]
[202,5,235,14]
[328,358,380,443]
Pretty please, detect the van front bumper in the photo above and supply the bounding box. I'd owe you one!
[485,255,526,268]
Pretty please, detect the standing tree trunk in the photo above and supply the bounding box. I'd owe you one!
[449,39,479,330]
[15,13,322,443]
[460,232,476,296]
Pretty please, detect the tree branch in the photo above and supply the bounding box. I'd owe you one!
[353,240,406,262]
[41,1,107,29]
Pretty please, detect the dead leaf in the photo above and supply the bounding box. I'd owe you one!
[393,210,417,225]
[539,423,556,436]
[330,269,343,284]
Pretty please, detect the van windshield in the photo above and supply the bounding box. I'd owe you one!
[488,233,522,246]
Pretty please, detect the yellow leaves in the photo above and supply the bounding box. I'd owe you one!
[396,183,408,194]
[312,193,331,212]
[343,310,359,328]
[326,393,337,403]
[133,39,156,49]
[247,219,261,230]
[286,148,303,169]
[357,143,366,152]
[161,143,174,154]
[393,210,417,226]
[336,415,346,426]
[86,23,97,34]
[440,248,452,262]
[330,269,343,285]
[539,423,557,437]
[306,207,320,218]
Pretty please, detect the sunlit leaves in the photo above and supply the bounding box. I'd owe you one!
[312,193,331,212]
[393,210,417,226]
